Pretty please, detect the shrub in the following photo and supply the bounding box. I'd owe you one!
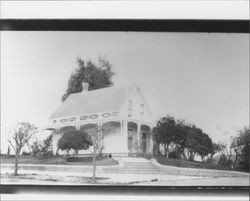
[169,150,182,159]
[66,154,107,163]
[218,154,232,168]
[22,151,31,156]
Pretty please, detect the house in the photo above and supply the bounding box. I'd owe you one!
[45,83,155,156]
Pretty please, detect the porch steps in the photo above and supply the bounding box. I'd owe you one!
[103,157,163,174]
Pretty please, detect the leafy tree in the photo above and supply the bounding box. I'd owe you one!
[62,57,115,102]
[153,116,214,161]
[58,128,92,155]
[208,142,222,161]
[218,154,232,168]
[196,132,213,161]
[153,116,178,158]
[40,134,53,157]
[218,141,233,163]
[176,124,212,161]
[184,126,201,161]
[231,126,250,171]
[30,140,41,156]
[7,122,37,175]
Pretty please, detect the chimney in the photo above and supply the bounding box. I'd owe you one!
[82,82,89,92]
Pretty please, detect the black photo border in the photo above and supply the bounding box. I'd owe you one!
[0,19,249,196]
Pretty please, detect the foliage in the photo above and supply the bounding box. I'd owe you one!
[7,122,37,175]
[30,135,53,157]
[30,140,41,156]
[22,151,31,156]
[218,154,232,168]
[208,143,222,161]
[40,134,53,157]
[230,126,250,171]
[153,116,178,158]
[62,57,115,102]
[58,128,92,155]
[153,115,213,161]
[169,149,182,159]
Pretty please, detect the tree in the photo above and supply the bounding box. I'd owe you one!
[62,57,115,102]
[86,125,104,183]
[58,128,92,155]
[231,126,250,171]
[153,116,178,158]
[153,116,214,161]
[40,134,53,157]
[208,142,222,161]
[7,122,37,175]
[218,141,233,163]
[30,140,41,156]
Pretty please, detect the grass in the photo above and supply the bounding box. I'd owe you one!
[154,156,235,171]
[0,154,119,166]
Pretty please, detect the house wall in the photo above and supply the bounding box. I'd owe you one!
[103,126,123,154]
[120,87,152,123]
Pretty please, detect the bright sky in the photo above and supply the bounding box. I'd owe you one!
[1,31,249,150]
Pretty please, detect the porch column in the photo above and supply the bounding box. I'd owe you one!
[98,122,103,149]
[122,120,128,156]
[137,123,141,152]
[148,127,154,154]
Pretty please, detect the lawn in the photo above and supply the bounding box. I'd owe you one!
[154,156,235,171]
[0,155,119,166]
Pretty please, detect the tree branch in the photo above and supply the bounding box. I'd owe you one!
[8,140,16,152]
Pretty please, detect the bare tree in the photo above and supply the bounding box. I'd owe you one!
[90,125,103,183]
[7,122,37,175]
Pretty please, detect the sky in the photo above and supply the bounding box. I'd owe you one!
[1,31,249,152]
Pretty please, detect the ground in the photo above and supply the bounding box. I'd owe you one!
[0,155,118,166]
[1,170,249,186]
[1,155,249,186]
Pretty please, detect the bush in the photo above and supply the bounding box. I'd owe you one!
[237,145,249,172]
[66,154,107,163]
[30,141,41,156]
[169,150,182,159]
[218,154,232,168]
[40,150,53,157]
[22,151,31,156]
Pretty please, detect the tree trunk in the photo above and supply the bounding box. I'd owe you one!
[181,148,188,160]
[209,153,214,161]
[189,151,194,161]
[233,152,238,169]
[14,150,20,176]
[164,144,169,158]
[201,156,205,162]
[55,147,59,156]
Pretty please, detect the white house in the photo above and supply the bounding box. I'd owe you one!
[45,83,155,156]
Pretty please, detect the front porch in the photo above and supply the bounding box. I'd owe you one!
[48,119,154,156]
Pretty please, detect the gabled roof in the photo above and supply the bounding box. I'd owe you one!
[49,86,127,119]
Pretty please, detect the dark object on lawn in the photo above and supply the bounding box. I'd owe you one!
[65,154,108,163]
[108,153,112,159]
[22,151,31,156]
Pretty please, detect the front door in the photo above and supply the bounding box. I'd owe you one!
[142,133,147,152]
[128,129,133,152]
